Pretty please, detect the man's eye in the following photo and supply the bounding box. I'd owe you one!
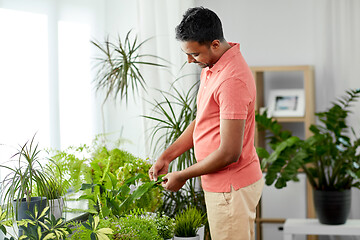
[192,54,199,57]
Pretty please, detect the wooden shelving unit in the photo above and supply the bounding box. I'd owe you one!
[251,65,316,240]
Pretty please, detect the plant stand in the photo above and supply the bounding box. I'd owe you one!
[283,218,360,240]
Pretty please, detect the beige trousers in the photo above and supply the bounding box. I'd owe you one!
[204,178,264,240]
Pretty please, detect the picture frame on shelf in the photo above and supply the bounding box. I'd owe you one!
[267,89,305,117]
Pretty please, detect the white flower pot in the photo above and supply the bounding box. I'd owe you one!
[174,235,200,240]
[48,197,64,219]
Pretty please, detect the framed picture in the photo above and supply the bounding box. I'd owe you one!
[267,89,305,117]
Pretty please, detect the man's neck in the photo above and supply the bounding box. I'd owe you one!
[209,41,232,68]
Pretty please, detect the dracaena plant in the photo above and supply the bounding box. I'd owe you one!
[256,88,360,190]
[0,135,56,218]
[91,29,168,104]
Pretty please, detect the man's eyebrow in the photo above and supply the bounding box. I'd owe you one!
[180,48,198,55]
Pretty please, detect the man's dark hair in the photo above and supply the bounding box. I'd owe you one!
[175,7,224,45]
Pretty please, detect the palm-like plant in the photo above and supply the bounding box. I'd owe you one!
[91,30,167,104]
[0,135,54,219]
[142,80,206,217]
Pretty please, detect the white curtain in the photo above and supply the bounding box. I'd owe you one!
[136,0,198,158]
[314,1,360,239]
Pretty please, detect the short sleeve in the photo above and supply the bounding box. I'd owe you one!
[215,78,252,120]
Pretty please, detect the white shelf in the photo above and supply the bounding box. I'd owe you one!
[284,219,360,239]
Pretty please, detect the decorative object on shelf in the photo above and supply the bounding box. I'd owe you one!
[267,89,305,117]
[256,88,360,225]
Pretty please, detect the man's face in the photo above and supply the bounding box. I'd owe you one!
[181,41,217,68]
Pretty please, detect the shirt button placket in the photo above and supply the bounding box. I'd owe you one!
[205,71,211,89]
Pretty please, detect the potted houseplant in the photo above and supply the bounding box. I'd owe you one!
[38,177,67,220]
[154,212,175,240]
[50,141,163,218]
[174,207,205,240]
[0,135,54,222]
[256,88,360,224]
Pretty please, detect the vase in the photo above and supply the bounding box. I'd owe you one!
[49,197,64,219]
[174,235,200,240]
[313,189,351,225]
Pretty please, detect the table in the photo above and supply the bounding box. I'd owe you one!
[283,219,360,240]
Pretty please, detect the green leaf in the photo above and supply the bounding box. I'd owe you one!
[275,177,287,189]
[81,183,98,190]
[256,147,270,159]
[82,222,92,231]
[0,225,6,235]
[91,232,97,240]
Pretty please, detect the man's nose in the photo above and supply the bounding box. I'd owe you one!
[187,55,196,63]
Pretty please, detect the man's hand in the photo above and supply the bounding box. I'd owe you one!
[149,159,169,181]
[161,171,187,192]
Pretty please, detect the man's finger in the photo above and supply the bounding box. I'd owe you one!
[161,174,168,189]
[149,167,156,181]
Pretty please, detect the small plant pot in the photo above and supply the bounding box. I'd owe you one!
[14,197,47,221]
[174,235,200,240]
[313,189,351,225]
[49,197,64,219]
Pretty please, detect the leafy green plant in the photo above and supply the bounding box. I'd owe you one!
[49,144,90,193]
[0,206,13,238]
[154,212,175,240]
[174,207,205,237]
[50,140,163,217]
[257,89,360,190]
[0,135,57,219]
[37,177,68,201]
[17,206,71,240]
[81,215,113,240]
[80,173,164,218]
[107,210,161,240]
[91,29,167,104]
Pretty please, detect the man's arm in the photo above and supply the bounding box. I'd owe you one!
[149,119,196,181]
[162,119,245,191]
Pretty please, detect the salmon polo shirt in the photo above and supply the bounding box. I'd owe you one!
[193,42,263,193]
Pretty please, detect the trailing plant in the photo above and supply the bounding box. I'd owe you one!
[174,207,205,238]
[257,88,360,190]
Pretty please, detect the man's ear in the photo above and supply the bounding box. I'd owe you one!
[210,40,221,50]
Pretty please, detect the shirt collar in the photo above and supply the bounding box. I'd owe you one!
[206,42,239,73]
